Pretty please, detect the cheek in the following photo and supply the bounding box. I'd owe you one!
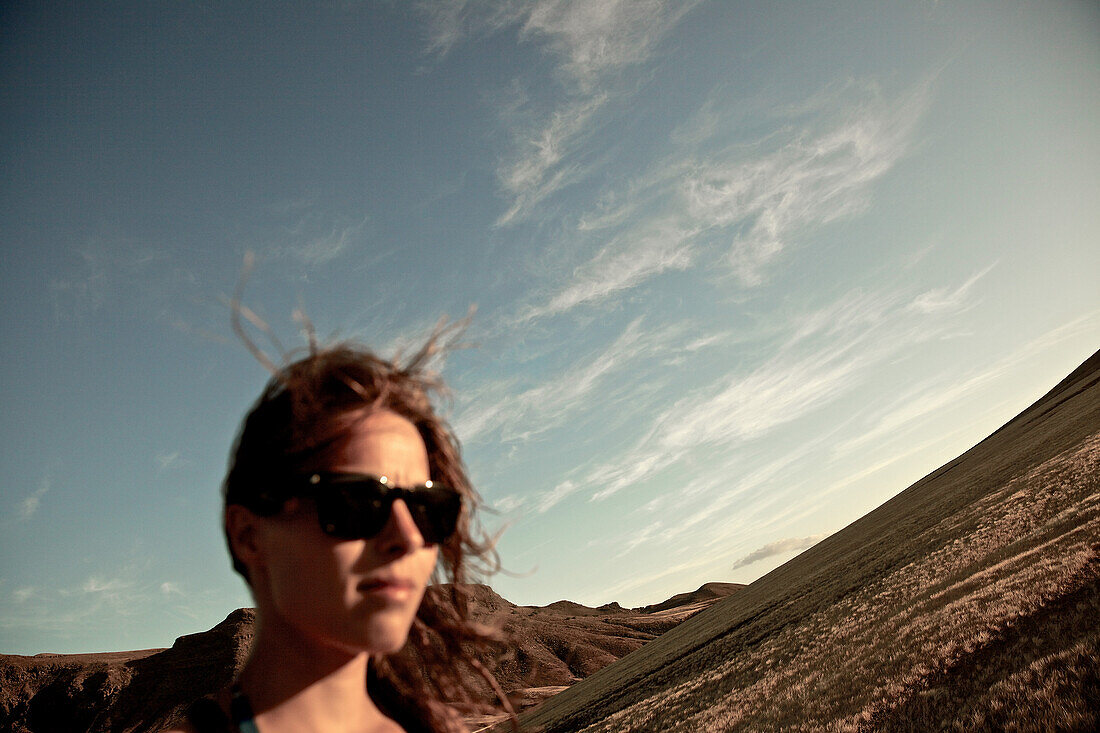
[264,528,348,606]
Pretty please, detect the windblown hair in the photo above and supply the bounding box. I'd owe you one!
[223,329,515,731]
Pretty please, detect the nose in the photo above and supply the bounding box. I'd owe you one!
[376,498,425,557]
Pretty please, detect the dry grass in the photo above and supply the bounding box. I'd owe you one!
[515,353,1100,732]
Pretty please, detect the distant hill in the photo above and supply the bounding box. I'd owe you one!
[0,581,736,732]
[510,348,1100,732]
[634,582,745,615]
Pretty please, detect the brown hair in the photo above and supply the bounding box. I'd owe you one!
[223,334,515,731]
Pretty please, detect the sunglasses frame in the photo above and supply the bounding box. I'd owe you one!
[292,471,462,545]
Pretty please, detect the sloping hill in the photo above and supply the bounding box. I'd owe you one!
[513,348,1100,732]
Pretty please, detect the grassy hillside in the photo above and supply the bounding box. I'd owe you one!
[515,350,1100,732]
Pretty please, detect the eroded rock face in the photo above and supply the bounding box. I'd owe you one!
[1,608,254,732]
[0,586,736,732]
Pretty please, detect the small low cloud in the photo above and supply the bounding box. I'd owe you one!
[731,533,828,570]
[82,576,131,594]
[155,451,184,472]
[18,479,50,520]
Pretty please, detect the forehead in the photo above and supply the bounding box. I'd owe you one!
[326,409,429,479]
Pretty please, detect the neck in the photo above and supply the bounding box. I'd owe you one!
[235,611,394,733]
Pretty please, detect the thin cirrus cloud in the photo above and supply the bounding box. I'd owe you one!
[834,306,1100,458]
[508,78,935,326]
[496,93,609,227]
[585,336,878,503]
[580,279,970,505]
[678,77,933,287]
[652,435,841,549]
[47,240,178,322]
[520,0,703,90]
[18,478,49,520]
[279,211,369,267]
[730,533,829,570]
[907,263,995,315]
[155,451,184,472]
[423,0,700,87]
[453,316,681,445]
[423,0,702,226]
[514,218,698,323]
[12,587,36,603]
[420,0,528,58]
[81,576,133,596]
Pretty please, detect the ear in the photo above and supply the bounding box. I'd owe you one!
[225,504,264,575]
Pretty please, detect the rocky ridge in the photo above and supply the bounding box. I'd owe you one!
[0,583,741,732]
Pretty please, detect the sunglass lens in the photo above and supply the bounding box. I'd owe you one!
[315,485,388,539]
[313,477,461,543]
[407,488,462,544]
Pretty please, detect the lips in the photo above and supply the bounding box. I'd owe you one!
[357,577,416,594]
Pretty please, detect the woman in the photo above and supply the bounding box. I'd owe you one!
[176,335,511,732]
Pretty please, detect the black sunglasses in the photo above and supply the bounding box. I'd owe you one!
[293,472,462,544]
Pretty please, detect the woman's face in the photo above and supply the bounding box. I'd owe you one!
[252,409,440,655]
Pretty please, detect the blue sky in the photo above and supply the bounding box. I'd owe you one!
[1,1,1097,655]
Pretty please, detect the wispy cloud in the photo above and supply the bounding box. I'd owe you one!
[652,435,842,549]
[454,316,681,444]
[160,582,183,596]
[731,533,828,570]
[82,576,133,595]
[586,339,874,503]
[511,78,935,323]
[420,0,527,58]
[908,263,995,314]
[785,289,899,347]
[155,451,184,472]
[426,1,702,225]
[496,93,608,226]
[682,81,934,286]
[424,0,699,88]
[289,215,369,267]
[265,209,370,267]
[535,479,580,514]
[520,0,702,90]
[18,478,49,520]
[0,568,222,648]
[515,219,697,322]
[835,306,1100,457]
[576,279,968,504]
[48,239,179,322]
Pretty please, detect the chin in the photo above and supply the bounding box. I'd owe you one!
[348,613,416,655]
